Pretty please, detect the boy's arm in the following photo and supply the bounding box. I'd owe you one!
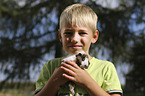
[35,67,68,96]
[61,61,122,96]
[83,76,121,96]
[35,77,58,96]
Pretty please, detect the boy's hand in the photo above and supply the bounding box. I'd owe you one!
[50,67,69,87]
[61,61,92,87]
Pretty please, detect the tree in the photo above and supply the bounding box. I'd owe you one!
[0,0,76,89]
[88,0,145,63]
[126,33,145,94]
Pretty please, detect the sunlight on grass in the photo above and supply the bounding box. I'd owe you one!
[0,89,34,96]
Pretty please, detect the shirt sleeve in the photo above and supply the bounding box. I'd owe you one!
[35,58,62,94]
[35,63,51,92]
[102,62,123,94]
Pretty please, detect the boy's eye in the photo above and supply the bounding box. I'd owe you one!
[64,32,73,35]
[79,32,87,35]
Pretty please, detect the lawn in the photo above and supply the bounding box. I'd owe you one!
[0,82,144,96]
[0,89,34,96]
[1,89,144,96]
[0,81,35,96]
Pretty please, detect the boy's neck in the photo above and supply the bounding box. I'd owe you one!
[88,55,93,60]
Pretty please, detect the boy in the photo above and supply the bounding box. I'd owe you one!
[35,4,123,96]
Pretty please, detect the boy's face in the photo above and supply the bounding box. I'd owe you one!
[58,25,98,55]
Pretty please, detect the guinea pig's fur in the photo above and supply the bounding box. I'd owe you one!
[63,51,89,69]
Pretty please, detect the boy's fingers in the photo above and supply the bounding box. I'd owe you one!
[63,60,80,69]
[60,66,75,76]
[62,73,75,81]
[61,62,76,71]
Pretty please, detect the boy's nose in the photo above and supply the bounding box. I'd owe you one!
[71,32,79,43]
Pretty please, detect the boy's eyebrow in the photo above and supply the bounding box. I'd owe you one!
[64,28,74,31]
[64,28,88,31]
[79,29,87,32]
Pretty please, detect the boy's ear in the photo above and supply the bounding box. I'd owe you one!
[58,29,62,42]
[91,30,99,43]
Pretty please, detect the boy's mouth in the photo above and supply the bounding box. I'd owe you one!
[68,45,82,49]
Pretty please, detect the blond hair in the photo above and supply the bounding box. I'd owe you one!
[59,4,98,34]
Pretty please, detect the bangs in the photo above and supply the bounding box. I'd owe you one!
[62,15,91,27]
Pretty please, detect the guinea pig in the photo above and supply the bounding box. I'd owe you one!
[62,51,90,95]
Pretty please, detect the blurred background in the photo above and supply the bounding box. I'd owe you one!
[0,0,145,96]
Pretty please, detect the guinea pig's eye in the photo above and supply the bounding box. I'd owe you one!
[82,57,85,61]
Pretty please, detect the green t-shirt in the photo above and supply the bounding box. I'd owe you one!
[35,57,122,96]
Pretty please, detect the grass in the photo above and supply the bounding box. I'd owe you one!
[0,82,144,96]
[1,89,144,96]
[0,89,34,96]
[0,81,35,96]
[124,92,144,96]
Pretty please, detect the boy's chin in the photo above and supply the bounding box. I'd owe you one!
[68,50,85,55]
